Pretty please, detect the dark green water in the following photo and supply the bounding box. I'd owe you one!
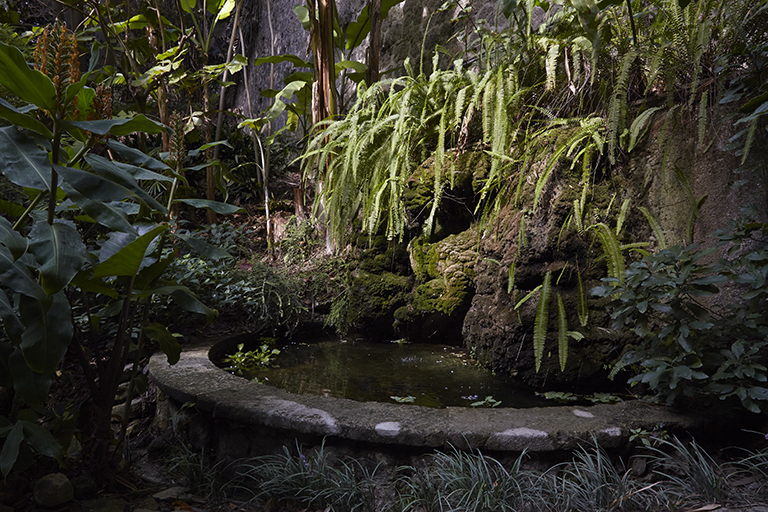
[218,336,552,409]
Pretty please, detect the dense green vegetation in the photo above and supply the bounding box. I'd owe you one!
[0,0,766,496]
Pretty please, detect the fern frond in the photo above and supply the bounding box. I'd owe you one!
[507,255,517,295]
[592,223,625,284]
[557,292,568,372]
[697,90,708,149]
[534,271,552,373]
[615,198,631,236]
[627,106,663,154]
[577,271,588,327]
[638,206,667,250]
[686,194,708,244]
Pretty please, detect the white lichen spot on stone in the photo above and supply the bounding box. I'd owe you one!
[498,427,548,438]
[375,422,401,437]
[573,409,594,418]
[600,427,622,438]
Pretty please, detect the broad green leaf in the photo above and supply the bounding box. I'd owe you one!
[19,292,72,374]
[174,198,244,215]
[70,270,119,298]
[0,215,28,260]
[0,126,52,191]
[0,42,56,111]
[60,156,167,213]
[179,0,195,13]
[133,253,176,291]
[28,220,87,295]
[177,234,233,259]
[214,0,235,21]
[0,98,52,138]
[9,347,53,406]
[65,115,166,137]
[345,0,405,50]
[501,0,517,18]
[143,323,182,365]
[0,421,22,477]
[0,290,22,344]
[113,161,174,183]
[171,287,217,325]
[0,198,26,218]
[293,4,311,31]
[21,421,62,462]
[60,182,136,233]
[107,140,172,172]
[0,340,13,386]
[93,224,169,278]
[253,54,313,68]
[0,248,46,301]
[336,60,368,75]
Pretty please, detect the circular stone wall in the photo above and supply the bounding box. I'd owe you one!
[148,339,707,460]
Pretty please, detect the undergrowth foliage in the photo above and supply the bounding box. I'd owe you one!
[595,215,768,412]
[183,434,768,512]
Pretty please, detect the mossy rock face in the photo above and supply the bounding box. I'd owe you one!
[403,151,489,241]
[397,227,478,343]
[346,270,412,337]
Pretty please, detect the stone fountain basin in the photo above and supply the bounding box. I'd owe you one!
[148,339,707,454]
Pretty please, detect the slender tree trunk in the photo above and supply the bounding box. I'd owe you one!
[367,0,381,85]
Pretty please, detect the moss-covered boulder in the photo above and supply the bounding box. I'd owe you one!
[395,227,479,343]
[346,270,412,337]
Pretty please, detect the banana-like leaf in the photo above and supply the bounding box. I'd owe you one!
[0,98,52,138]
[60,182,136,234]
[21,420,62,462]
[212,0,235,20]
[9,347,53,407]
[143,323,182,365]
[0,421,22,477]
[557,293,568,372]
[254,54,313,68]
[0,215,28,261]
[93,224,169,278]
[534,271,552,373]
[0,126,52,191]
[19,293,72,374]
[108,140,172,172]
[67,156,167,213]
[345,0,404,50]
[0,289,23,344]
[28,220,87,295]
[113,161,174,183]
[0,42,56,111]
[0,340,13,386]
[70,270,119,298]
[179,0,195,13]
[65,115,166,137]
[177,234,233,259]
[0,248,46,301]
[133,253,176,291]
[174,198,244,215]
[0,198,26,218]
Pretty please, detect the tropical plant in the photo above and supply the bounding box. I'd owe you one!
[222,341,280,377]
[0,25,238,476]
[595,214,768,412]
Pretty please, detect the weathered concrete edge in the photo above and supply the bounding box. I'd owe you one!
[148,340,708,453]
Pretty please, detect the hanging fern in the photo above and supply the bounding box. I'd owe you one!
[577,271,588,327]
[592,223,625,285]
[556,292,568,372]
[533,270,552,373]
[637,206,668,250]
